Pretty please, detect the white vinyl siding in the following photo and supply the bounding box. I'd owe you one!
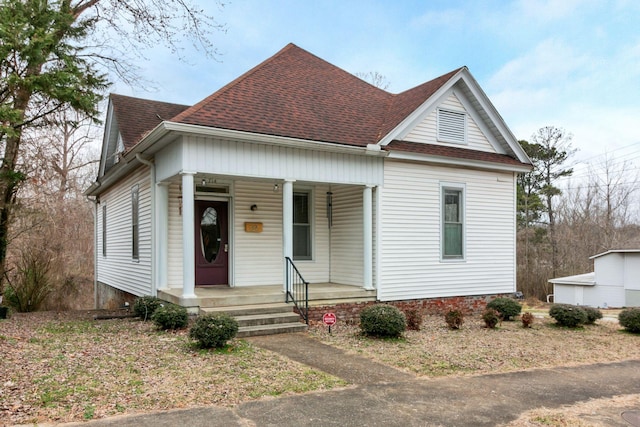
[329,185,364,285]
[404,93,495,153]
[378,159,516,301]
[233,181,330,286]
[167,183,183,288]
[96,166,152,296]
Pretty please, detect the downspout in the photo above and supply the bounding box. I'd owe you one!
[135,154,156,296]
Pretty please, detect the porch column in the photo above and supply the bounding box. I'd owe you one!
[181,172,197,299]
[282,179,295,292]
[363,185,373,290]
[155,182,169,291]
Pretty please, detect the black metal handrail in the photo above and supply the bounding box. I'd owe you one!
[285,256,309,324]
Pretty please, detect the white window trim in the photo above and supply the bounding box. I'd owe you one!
[293,187,314,262]
[102,204,107,258]
[436,108,467,145]
[440,182,466,262]
[132,184,140,262]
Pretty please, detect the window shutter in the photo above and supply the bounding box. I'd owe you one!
[437,109,466,144]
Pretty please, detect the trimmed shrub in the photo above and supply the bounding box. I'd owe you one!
[619,308,640,333]
[134,296,163,320]
[549,304,588,328]
[486,297,522,321]
[359,304,406,338]
[521,312,535,328]
[189,313,239,348]
[444,309,464,330]
[403,308,424,331]
[583,307,603,325]
[151,304,189,330]
[482,308,500,329]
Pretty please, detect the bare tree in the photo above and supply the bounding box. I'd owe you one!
[355,71,391,90]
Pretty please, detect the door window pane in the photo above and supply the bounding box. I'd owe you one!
[200,207,220,263]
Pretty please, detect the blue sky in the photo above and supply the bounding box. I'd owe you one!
[114,0,640,179]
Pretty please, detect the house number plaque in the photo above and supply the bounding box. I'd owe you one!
[244,222,263,233]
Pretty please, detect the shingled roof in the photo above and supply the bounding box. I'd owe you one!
[110,94,190,150]
[109,44,524,167]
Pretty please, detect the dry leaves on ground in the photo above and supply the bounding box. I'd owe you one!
[308,314,640,377]
[0,311,345,425]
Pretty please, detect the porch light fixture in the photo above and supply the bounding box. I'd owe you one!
[250,204,258,211]
[273,183,279,192]
[201,178,206,186]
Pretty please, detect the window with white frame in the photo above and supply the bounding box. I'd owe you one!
[131,185,139,260]
[102,204,107,257]
[437,108,467,144]
[293,191,312,260]
[442,185,464,260]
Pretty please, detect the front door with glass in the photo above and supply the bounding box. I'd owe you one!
[194,200,228,286]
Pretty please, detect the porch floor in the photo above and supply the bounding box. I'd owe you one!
[158,283,377,309]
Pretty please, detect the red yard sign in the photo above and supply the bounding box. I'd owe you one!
[323,312,337,326]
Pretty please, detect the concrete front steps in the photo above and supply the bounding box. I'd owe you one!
[200,303,307,338]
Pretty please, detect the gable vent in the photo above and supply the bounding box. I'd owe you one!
[437,108,467,144]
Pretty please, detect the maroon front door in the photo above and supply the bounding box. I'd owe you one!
[195,200,228,286]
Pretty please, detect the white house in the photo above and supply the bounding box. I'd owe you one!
[86,43,531,320]
[550,250,640,308]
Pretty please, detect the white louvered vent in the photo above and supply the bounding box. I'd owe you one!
[437,108,466,144]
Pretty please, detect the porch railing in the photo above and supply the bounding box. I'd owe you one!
[285,256,309,324]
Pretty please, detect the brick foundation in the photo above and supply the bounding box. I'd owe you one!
[305,293,512,324]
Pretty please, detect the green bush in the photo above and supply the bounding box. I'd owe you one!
[359,304,406,338]
[134,296,163,320]
[444,309,464,330]
[482,308,500,329]
[403,308,423,331]
[4,248,53,312]
[618,308,640,333]
[189,313,239,348]
[583,307,603,325]
[151,304,189,330]
[521,312,535,328]
[486,297,522,321]
[549,304,588,328]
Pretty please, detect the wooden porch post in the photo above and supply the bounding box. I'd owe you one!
[363,185,373,290]
[282,179,295,292]
[181,172,197,299]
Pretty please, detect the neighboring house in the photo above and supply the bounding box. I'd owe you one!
[549,250,640,308]
[86,43,531,313]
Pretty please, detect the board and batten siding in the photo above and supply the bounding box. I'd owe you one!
[96,165,152,296]
[404,92,495,153]
[378,159,516,301]
[156,135,383,186]
[329,185,364,285]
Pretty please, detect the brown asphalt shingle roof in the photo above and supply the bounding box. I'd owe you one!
[109,43,526,166]
[110,94,190,150]
[386,140,528,167]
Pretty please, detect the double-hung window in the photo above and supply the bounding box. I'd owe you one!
[132,185,139,260]
[293,191,312,260]
[442,184,464,260]
[102,204,107,257]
